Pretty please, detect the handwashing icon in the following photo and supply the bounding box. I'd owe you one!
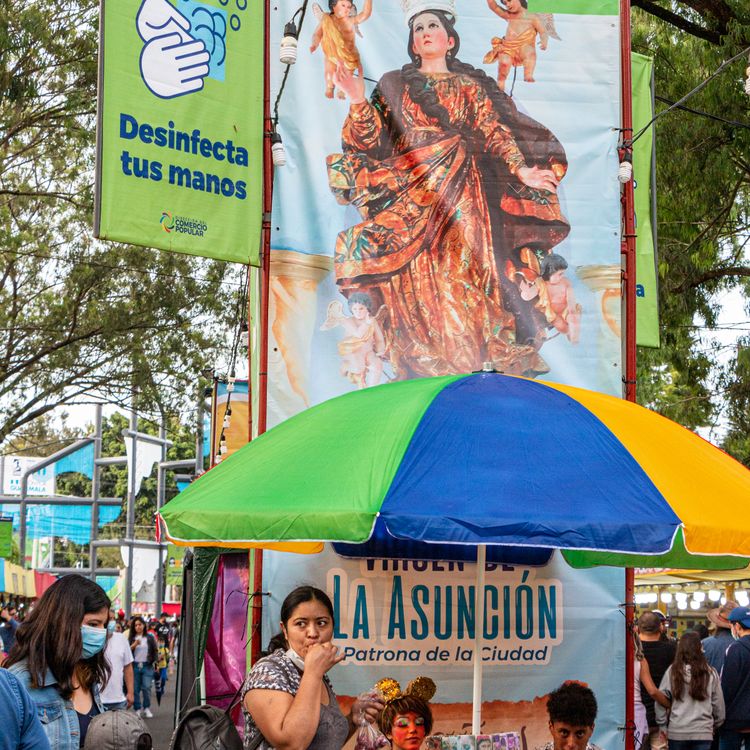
[136,0,210,98]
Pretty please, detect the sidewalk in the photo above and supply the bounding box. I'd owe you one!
[142,670,177,749]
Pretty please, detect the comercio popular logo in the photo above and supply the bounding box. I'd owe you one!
[160,211,175,232]
[160,211,208,237]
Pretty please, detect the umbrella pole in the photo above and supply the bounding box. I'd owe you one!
[472,543,487,734]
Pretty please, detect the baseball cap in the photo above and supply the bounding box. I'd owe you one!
[728,606,750,629]
[83,710,152,750]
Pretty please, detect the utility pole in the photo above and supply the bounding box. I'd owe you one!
[123,409,137,619]
[89,405,103,581]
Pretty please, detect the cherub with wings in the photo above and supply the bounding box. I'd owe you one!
[320,292,387,388]
[310,0,373,99]
[483,0,560,91]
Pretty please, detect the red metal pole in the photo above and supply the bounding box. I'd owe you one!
[620,1,636,749]
[250,0,273,667]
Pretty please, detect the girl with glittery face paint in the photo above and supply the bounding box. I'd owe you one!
[378,695,433,750]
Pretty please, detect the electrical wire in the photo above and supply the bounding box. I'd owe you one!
[626,45,750,147]
[272,1,310,128]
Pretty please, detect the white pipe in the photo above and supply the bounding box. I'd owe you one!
[472,544,487,734]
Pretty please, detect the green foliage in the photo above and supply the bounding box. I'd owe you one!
[632,2,750,455]
[0,0,240,444]
[721,337,750,466]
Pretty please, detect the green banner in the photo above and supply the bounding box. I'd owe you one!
[165,543,185,585]
[0,520,11,558]
[632,53,660,347]
[95,0,263,265]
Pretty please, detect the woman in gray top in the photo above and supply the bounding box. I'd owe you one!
[242,586,383,750]
[656,632,725,750]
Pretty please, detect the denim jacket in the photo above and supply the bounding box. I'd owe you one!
[6,660,104,750]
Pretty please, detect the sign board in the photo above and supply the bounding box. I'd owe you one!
[2,456,55,496]
[95,0,264,265]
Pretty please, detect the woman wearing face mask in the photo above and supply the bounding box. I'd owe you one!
[128,617,158,719]
[242,586,383,750]
[3,574,110,750]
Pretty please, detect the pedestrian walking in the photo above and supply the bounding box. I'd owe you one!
[639,611,678,750]
[4,574,109,750]
[656,631,725,750]
[719,607,750,750]
[635,632,672,750]
[128,617,157,719]
[100,625,134,711]
[703,602,738,675]
[0,606,19,655]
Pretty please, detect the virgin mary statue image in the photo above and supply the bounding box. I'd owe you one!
[326,0,570,380]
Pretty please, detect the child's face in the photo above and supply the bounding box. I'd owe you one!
[350,302,369,319]
[333,0,353,17]
[548,270,565,284]
[389,712,426,750]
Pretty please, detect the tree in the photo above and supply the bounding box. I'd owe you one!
[721,339,750,465]
[0,0,244,443]
[631,1,750,446]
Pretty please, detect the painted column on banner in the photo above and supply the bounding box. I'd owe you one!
[95,0,263,264]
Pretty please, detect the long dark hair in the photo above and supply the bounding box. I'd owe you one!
[128,616,148,645]
[266,586,335,653]
[4,574,111,698]
[671,631,711,701]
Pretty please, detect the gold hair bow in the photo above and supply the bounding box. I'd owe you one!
[375,676,437,705]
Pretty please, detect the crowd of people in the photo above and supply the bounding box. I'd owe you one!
[0,575,177,750]
[3,576,750,750]
[634,602,750,750]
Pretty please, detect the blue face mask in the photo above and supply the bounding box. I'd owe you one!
[107,620,116,633]
[81,624,108,659]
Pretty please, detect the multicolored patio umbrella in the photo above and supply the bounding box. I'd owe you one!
[161,372,750,565]
[160,371,750,732]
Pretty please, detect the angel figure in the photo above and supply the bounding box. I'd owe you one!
[483,0,560,90]
[320,292,387,388]
[536,253,581,344]
[310,0,373,99]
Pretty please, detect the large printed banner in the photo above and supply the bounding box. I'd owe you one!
[95,0,263,265]
[632,53,660,348]
[264,0,623,426]
[263,548,625,750]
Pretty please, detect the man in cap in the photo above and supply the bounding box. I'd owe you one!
[719,606,750,750]
[704,601,739,674]
[638,611,677,750]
